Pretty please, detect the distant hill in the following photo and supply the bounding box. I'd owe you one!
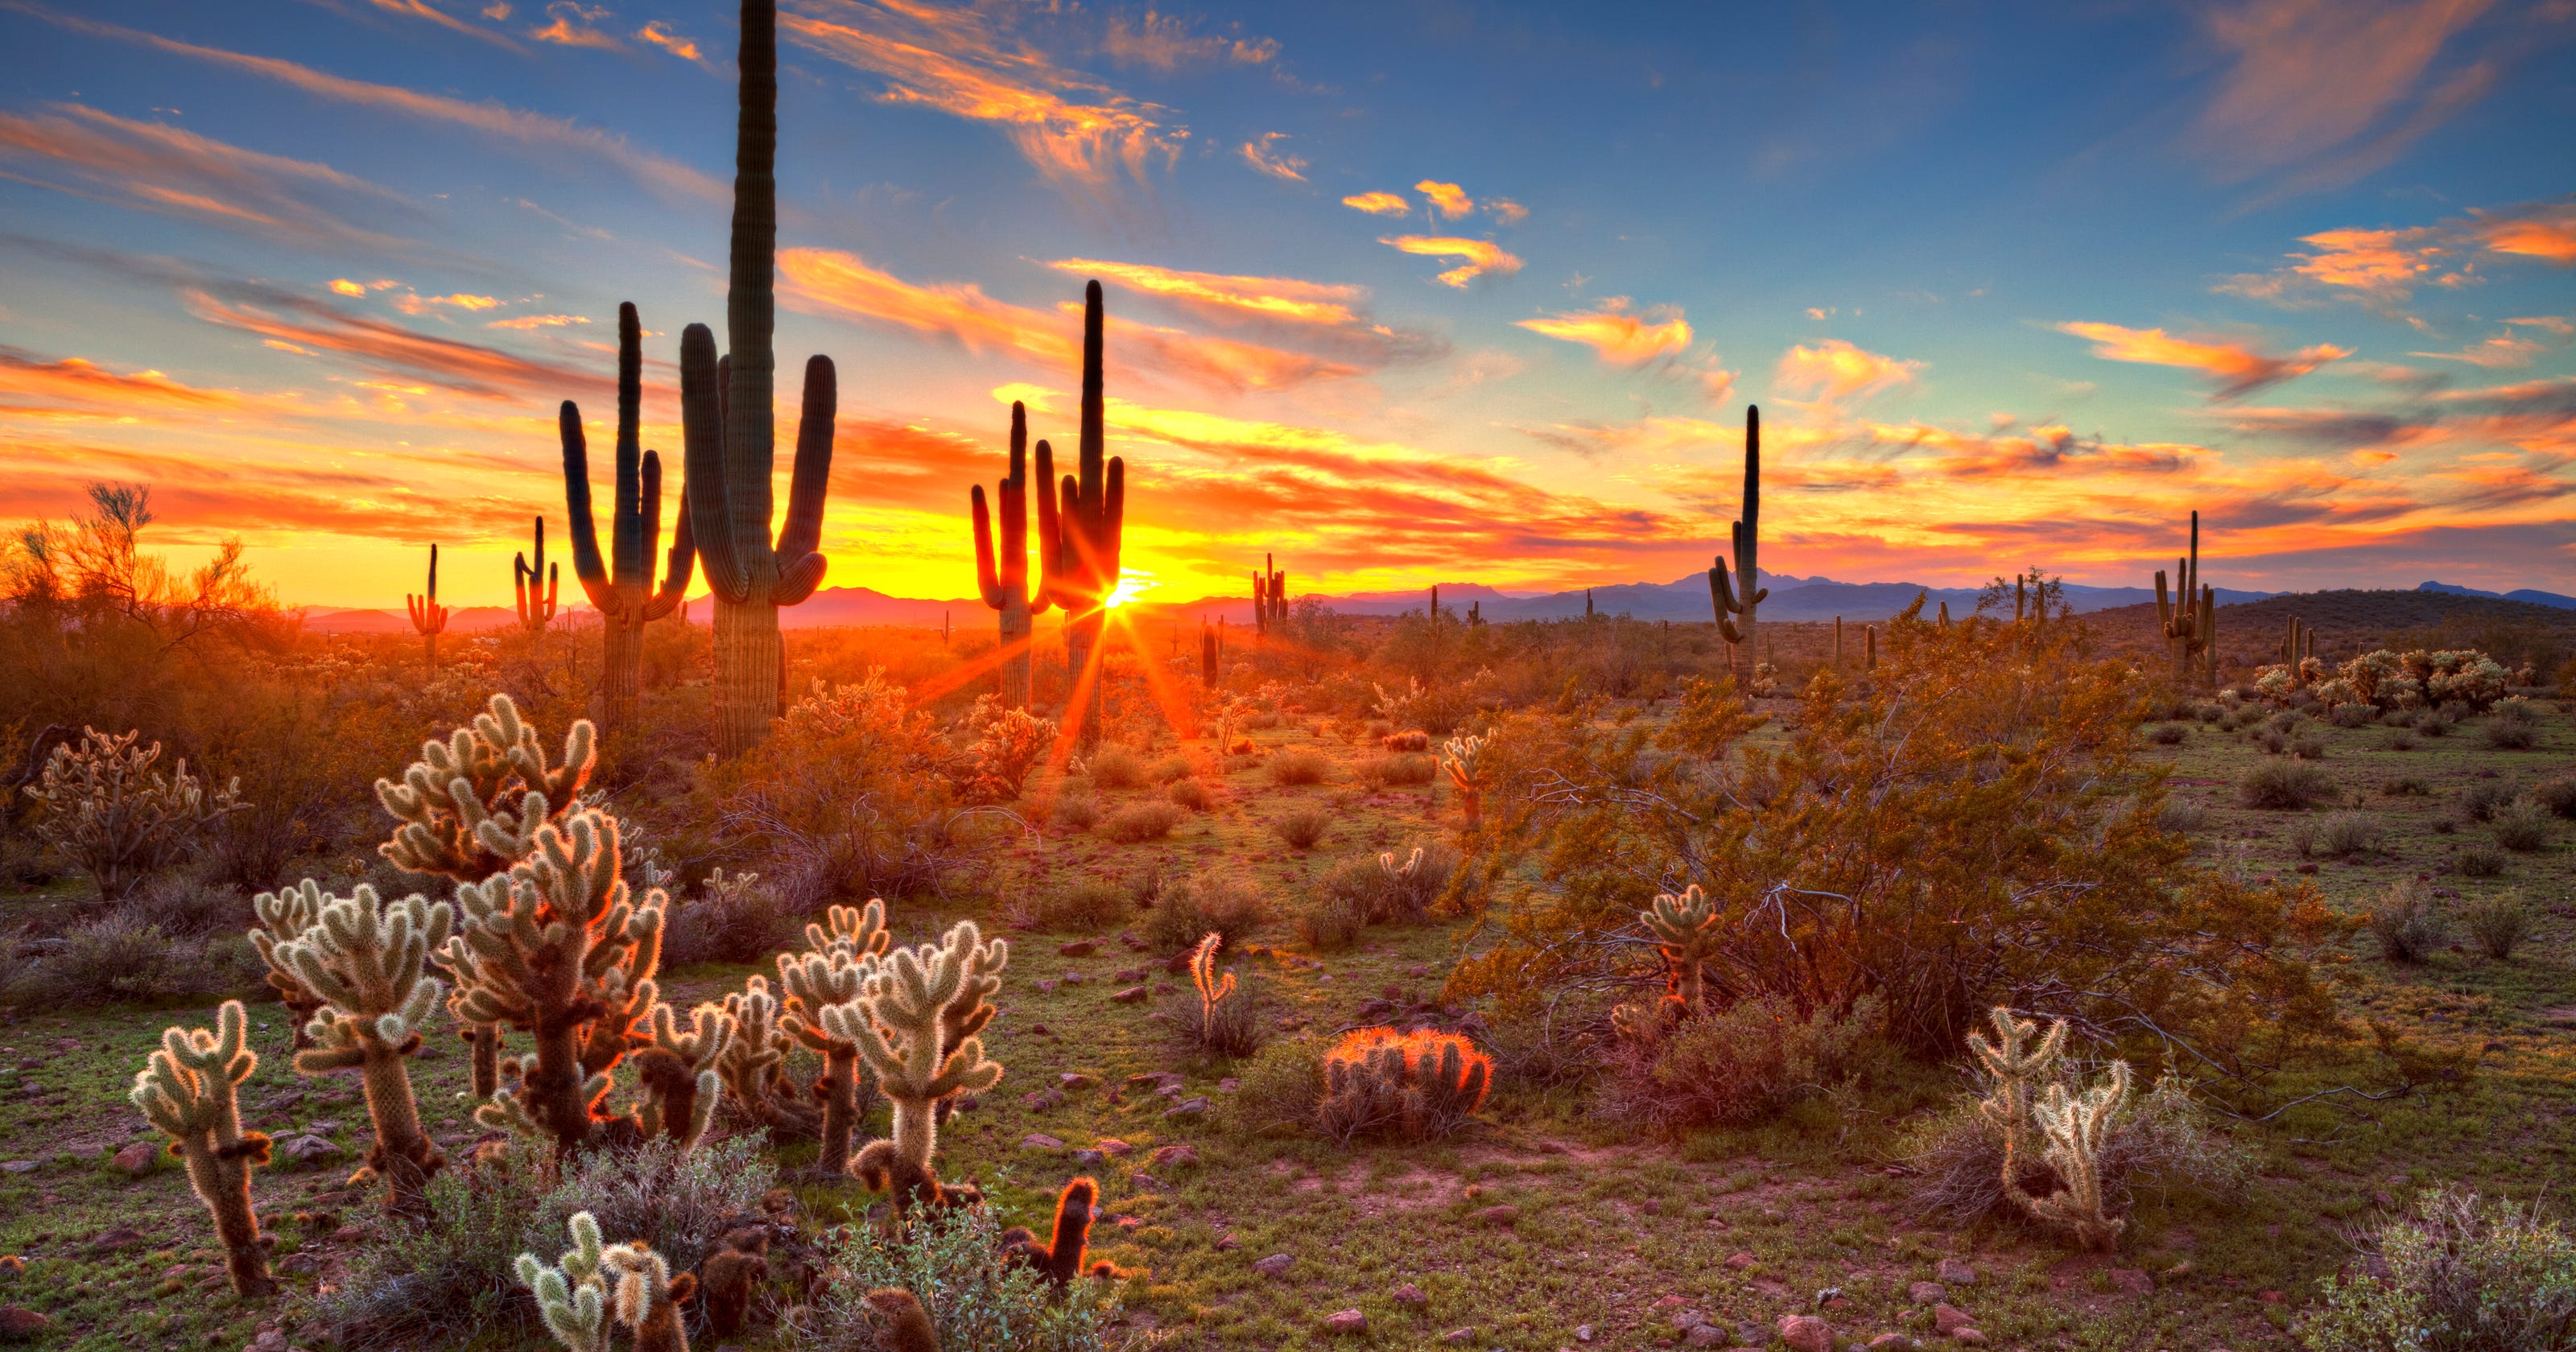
[2417,579,2576,610]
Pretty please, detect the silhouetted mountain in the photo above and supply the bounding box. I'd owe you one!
[2417,580,2576,610]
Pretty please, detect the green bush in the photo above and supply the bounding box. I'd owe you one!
[1087,745,1147,789]
[1225,1036,1326,1139]
[1141,868,1269,954]
[2485,719,2538,751]
[2493,800,2553,852]
[2154,800,2210,834]
[2147,723,2187,745]
[2462,782,2514,822]
[1269,803,1329,850]
[2292,732,2330,760]
[802,1205,1113,1352]
[1098,800,1183,844]
[2293,812,2384,860]
[2456,843,2509,879]
[1268,749,1330,786]
[2241,761,2335,810]
[2462,892,2534,962]
[2299,1185,2576,1352]
[2367,879,2446,963]
[1293,896,1363,950]
[1604,994,1896,1129]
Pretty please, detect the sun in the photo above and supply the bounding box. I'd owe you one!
[1104,576,1155,608]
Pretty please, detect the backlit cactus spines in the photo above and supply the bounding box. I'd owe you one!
[1967,1005,2067,1211]
[605,1240,697,1352]
[250,880,330,1046]
[715,974,820,1136]
[518,1210,610,1352]
[564,302,697,737]
[844,920,1007,1169]
[777,939,877,1173]
[681,0,838,756]
[804,897,891,962]
[25,728,243,899]
[131,1000,275,1296]
[1035,281,1126,750]
[1189,930,1234,1026]
[514,516,559,633]
[260,883,453,1215]
[407,543,448,667]
[375,694,595,883]
[1641,884,1721,1021]
[971,401,1055,710]
[1441,732,1490,830]
[2025,1061,2132,1252]
[1707,406,1767,691]
[1320,1027,1491,1141]
[636,1002,734,1148]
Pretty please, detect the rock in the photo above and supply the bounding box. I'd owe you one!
[1575,1325,1595,1342]
[330,1226,367,1244]
[1951,1332,1988,1346]
[1469,1205,1520,1228]
[1734,1324,1776,1348]
[1724,1251,1757,1271]
[1777,1314,1833,1352]
[1868,1338,1916,1350]
[1324,1309,1367,1335]
[1058,971,1085,986]
[280,1135,344,1165]
[1129,1172,1166,1192]
[2107,1268,2153,1298]
[1163,1097,1210,1118]
[1253,1253,1294,1277]
[112,1141,158,1174]
[0,1307,51,1337]
[1683,1325,1730,1346]
[1214,1233,1239,1251]
[1907,1281,1944,1304]
[244,1329,290,1352]
[1021,1090,1065,1111]
[2259,1290,2286,1304]
[0,1162,33,1175]
[1934,1259,1977,1286]
[276,1252,321,1276]
[1932,1305,1975,1337]
[1442,1329,1476,1345]
[1150,1144,1199,1169]
[1034,979,1059,994]
[1392,1282,1428,1307]
[1059,940,1099,957]
[90,1226,148,1252]
[1096,1138,1133,1156]
[1219,1077,1240,1092]
[305,1119,341,1134]
[1060,1073,1098,1090]
[1071,1150,1105,1167]
[1020,1133,1065,1152]
[1112,986,1149,1004]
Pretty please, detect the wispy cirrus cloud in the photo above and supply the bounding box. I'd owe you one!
[528,1,620,48]
[1773,339,1922,403]
[1517,298,1693,365]
[183,286,608,401]
[1238,133,1307,182]
[2215,199,2574,311]
[1379,236,1521,288]
[1096,10,1278,71]
[357,0,520,48]
[1341,191,1409,216]
[0,345,271,416]
[1057,258,1446,371]
[2056,321,2346,398]
[634,19,712,64]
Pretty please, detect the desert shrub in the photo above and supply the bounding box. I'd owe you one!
[2493,800,2553,852]
[1293,895,1363,950]
[2330,703,2376,728]
[26,726,244,898]
[1034,880,1128,933]
[2386,729,2418,751]
[662,868,799,967]
[1166,938,1264,1057]
[2367,879,2446,963]
[1269,803,1329,850]
[6,913,262,1008]
[2456,843,2509,878]
[2462,892,2534,962]
[2293,812,2384,860]
[1905,1067,2249,1226]
[1225,1036,1326,1138]
[2154,800,2210,834]
[802,1205,1113,1352]
[1051,793,1100,835]
[1150,754,1191,784]
[2242,761,2335,810]
[1087,745,1147,790]
[2486,719,2539,751]
[1604,994,1893,1129]
[964,707,1057,801]
[1268,749,1329,786]
[2147,723,2187,745]
[2421,713,2452,738]
[1099,800,1183,844]
[2292,731,2330,760]
[2256,728,2290,754]
[2535,777,2576,820]
[2462,781,2514,822]
[2387,776,2431,797]
[122,872,248,937]
[1356,753,1438,787]
[2194,703,2225,723]
[2492,695,2543,727]
[1315,843,1453,923]
[1165,778,1209,811]
[1142,868,1268,954]
[2298,1185,2576,1352]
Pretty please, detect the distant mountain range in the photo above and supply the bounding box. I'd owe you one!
[2416,580,2576,610]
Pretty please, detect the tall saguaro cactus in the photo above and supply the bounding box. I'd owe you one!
[2154,510,2216,687]
[683,0,838,756]
[564,303,696,738]
[971,402,1052,709]
[1036,282,1125,748]
[1707,406,1766,690]
[1253,554,1285,636]
[516,517,559,632]
[408,544,448,668]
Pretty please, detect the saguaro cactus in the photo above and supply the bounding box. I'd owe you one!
[972,402,1054,710]
[2154,510,2215,686]
[1035,282,1125,749]
[408,544,448,667]
[682,0,838,756]
[1199,623,1218,686]
[131,1000,275,1296]
[842,920,1006,1170]
[1707,406,1765,690]
[515,517,559,633]
[1253,554,1286,635]
[564,303,696,738]
[254,882,453,1215]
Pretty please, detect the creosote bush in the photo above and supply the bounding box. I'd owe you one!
[1293,895,1363,950]
[2455,843,2508,879]
[1166,779,1209,811]
[1050,793,1100,835]
[2462,891,2534,962]
[2533,774,2576,819]
[2242,760,2337,810]
[1267,748,1329,786]
[1141,868,1268,954]
[1269,803,1329,850]
[2293,811,2384,860]
[1097,800,1183,844]
[2491,799,2553,853]
[2299,1185,2576,1352]
[1224,1035,1327,1138]
[1604,993,1893,1129]
[1034,880,1128,933]
[2462,782,2514,822]
[2367,879,2446,963]
[1086,745,1146,790]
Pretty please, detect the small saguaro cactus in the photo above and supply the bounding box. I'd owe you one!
[131,1000,275,1296]
[518,1210,609,1352]
[634,1002,735,1148]
[713,974,821,1136]
[2153,509,2215,686]
[1253,554,1286,636]
[1967,1005,2068,1203]
[1440,732,1490,830]
[562,302,696,738]
[1707,406,1766,692]
[1034,282,1126,751]
[408,543,448,667]
[1199,623,1219,686]
[515,516,559,633]
[971,401,1055,710]
[1641,884,1721,1021]
[844,920,1008,1169]
[2025,1061,2132,1251]
[254,882,454,1216]
[778,901,890,1173]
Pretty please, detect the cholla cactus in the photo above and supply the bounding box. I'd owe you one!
[1189,932,1234,1028]
[256,882,454,1215]
[778,901,890,1173]
[635,1002,735,1149]
[518,1211,610,1352]
[2025,1061,2132,1252]
[1183,930,1260,1054]
[714,975,819,1136]
[1319,1028,1491,1142]
[376,694,594,883]
[1640,884,1723,1024]
[130,1000,275,1296]
[249,881,330,1047]
[1440,732,1490,830]
[443,806,664,1152]
[1967,1006,2068,1209]
[840,920,1007,1169]
[26,727,243,897]
[603,1239,697,1352]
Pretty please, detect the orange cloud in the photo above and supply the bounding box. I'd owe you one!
[1487,198,1528,227]
[485,314,590,330]
[1773,339,1922,402]
[1414,180,1474,219]
[529,2,621,49]
[2056,322,2346,398]
[1098,11,1278,70]
[2474,200,2576,265]
[1342,191,1410,216]
[2410,335,2544,368]
[1055,259,1364,326]
[2193,0,2499,194]
[1517,298,1693,365]
[1238,133,1307,182]
[361,0,519,48]
[182,288,607,401]
[634,20,706,62]
[0,347,262,416]
[1380,236,1522,288]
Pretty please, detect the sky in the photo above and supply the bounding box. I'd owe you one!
[0,0,2571,611]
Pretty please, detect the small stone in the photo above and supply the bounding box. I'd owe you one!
[1777,1314,1832,1352]
[276,1252,320,1276]
[1213,1233,1239,1251]
[0,1162,34,1175]
[1325,1309,1367,1335]
[1951,1332,1987,1346]
[1724,1251,1757,1271]
[243,1329,289,1352]
[1683,1325,1729,1346]
[1934,1259,1977,1285]
[1096,1138,1133,1156]
[1153,981,1177,995]
[91,1226,148,1252]
[1253,1253,1294,1277]
[1735,1324,1776,1348]
[0,1307,49,1337]
[1071,1150,1104,1167]
[1020,1133,1065,1152]
[1112,986,1149,1004]
[1034,979,1059,994]
[1129,1172,1166,1192]
[1469,1205,1520,1227]
[330,1225,366,1244]
[109,1140,158,1174]
[281,1135,344,1165]
[1059,1073,1097,1090]
[1392,1282,1429,1307]
[306,1119,341,1134]
[1575,1325,1595,1342]
[1907,1281,1944,1304]
[1442,1328,1476,1345]
[2259,1290,2286,1304]
[1163,1096,1210,1118]
[1059,940,1099,957]
[1219,1077,1240,1092]
[1022,1090,1065,1111]
[1932,1305,1975,1337]
[1868,1337,1916,1350]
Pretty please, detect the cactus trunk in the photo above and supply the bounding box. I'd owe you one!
[1033,285,1125,749]
[181,1142,273,1298]
[998,599,1033,708]
[469,1024,501,1101]
[712,595,783,752]
[817,1045,858,1175]
[972,402,1049,710]
[358,1041,439,1217]
[1707,406,1766,693]
[564,303,695,742]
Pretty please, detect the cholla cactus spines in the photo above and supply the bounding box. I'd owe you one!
[1380,847,1421,888]
[1188,930,1234,1028]
[26,727,244,898]
[563,302,696,736]
[843,920,1008,1169]
[970,401,1054,710]
[444,807,665,1152]
[636,1002,734,1148]
[263,883,455,1214]
[715,975,819,1136]
[604,1240,697,1352]
[130,1000,275,1296]
[777,945,877,1173]
[1641,884,1723,1020]
[517,1210,610,1352]
[1441,732,1490,830]
[1967,1005,2068,1203]
[1706,406,1767,690]
[803,897,892,962]
[249,880,330,1045]
[2024,1061,2132,1252]
[515,515,559,633]
[408,543,449,666]
[376,694,596,883]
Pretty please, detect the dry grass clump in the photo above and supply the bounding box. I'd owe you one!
[2491,799,2553,852]
[1293,895,1364,950]
[2366,878,2446,962]
[1051,793,1101,835]
[1357,753,1438,787]
[2534,775,2576,819]
[1268,748,1330,786]
[1032,880,1129,933]
[2292,811,2384,860]
[1150,754,1192,784]
[1604,994,1893,1130]
[2300,1185,2576,1352]
[1087,745,1148,789]
[1142,867,1269,954]
[2454,842,2509,879]
[1902,1068,2249,1227]
[1166,778,1209,811]
[2241,760,2335,809]
[1270,803,1330,850]
[1099,799,1184,843]
[2461,891,2533,962]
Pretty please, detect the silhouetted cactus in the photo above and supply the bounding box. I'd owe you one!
[681,0,838,756]
[563,302,696,738]
[2155,510,2215,686]
[1707,406,1766,690]
[515,516,558,633]
[778,900,890,1172]
[130,1000,275,1296]
[971,402,1055,710]
[1253,554,1286,634]
[844,920,1006,1169]
[408,543,448,667]
[1034,282,1125,750]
